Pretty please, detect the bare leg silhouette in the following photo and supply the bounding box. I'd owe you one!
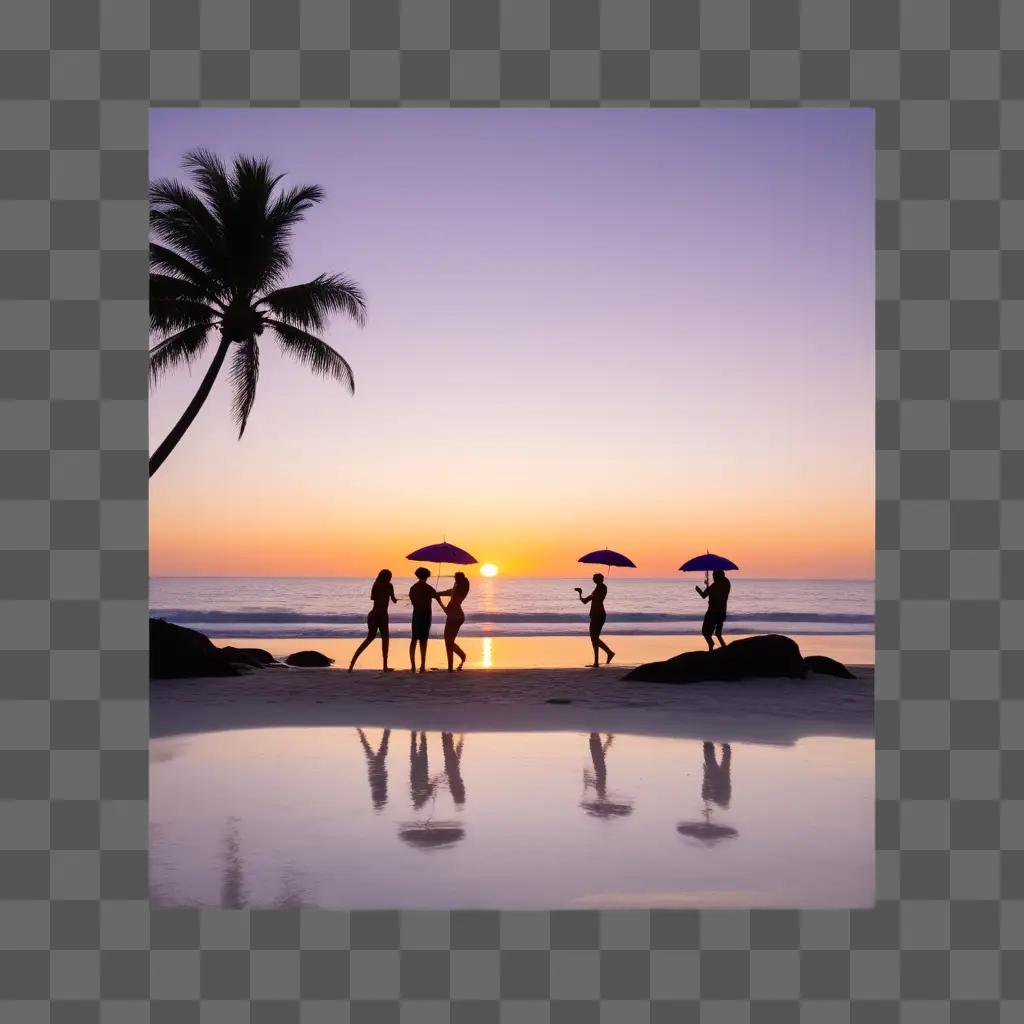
[349,624,380,672]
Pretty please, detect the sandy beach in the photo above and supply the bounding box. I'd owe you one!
[151,664,873,746]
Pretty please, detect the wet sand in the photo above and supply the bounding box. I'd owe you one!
[214,632,875,672]
[151,664,873,746]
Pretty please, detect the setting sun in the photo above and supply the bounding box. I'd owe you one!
[480,563,499,577]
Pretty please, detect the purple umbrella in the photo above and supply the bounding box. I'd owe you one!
[679,552,739,586]
[406,541,478,588]
[578,549,637,574]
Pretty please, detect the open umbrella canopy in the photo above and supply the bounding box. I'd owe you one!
[406,542,478,565]
[679,553,739,572]
[578,549,637,569]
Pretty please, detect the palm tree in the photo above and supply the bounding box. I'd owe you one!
[148,149,366,476]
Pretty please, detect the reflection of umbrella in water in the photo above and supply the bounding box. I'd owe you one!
[398,820,465,849]
[676,814,739,844]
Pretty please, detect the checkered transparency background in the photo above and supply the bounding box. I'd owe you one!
[1,0,1022,1020]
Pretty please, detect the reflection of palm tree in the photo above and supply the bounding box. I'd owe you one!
[274,866,307,908]
[221,816,247,908]
[357,728,391,810]
[440,732,466,806]
[581,733,634,818]
[409,732,435,810]
[677,742,738,845]
[147,149,366,475]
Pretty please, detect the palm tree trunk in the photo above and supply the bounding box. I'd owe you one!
[149,335,231,476]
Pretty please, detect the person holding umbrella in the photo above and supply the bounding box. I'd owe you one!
[574,573,616,667]
[696,569,731,651]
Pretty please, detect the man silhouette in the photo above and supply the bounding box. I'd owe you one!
[696,570,731,651]
[408,567,444,673]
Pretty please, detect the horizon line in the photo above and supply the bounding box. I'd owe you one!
[150,574,875,582]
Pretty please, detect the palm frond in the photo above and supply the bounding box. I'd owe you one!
[149,179,224,277]
[180,149,233,224]
[260,275,367,332]
[227,339,260,437]
[149,244,219,296]
[265,183,325,234]
[149,323,214,383]
[151,300,218,334]
[267,319,355,394]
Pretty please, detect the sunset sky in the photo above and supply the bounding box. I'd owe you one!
[149,108,874,579]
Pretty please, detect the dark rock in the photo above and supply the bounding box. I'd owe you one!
[284,650,335,667]
[623,634,806,684]
[220,646,276,667]
[150,618,240,679]
[803,655,856,679]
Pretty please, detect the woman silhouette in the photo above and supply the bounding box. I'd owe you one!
[437,571,470,672]
[574,573,616,667]
[348,569,398,672]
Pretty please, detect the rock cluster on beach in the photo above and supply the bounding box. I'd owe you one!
[149,619,333,678]
[623,634,855,684]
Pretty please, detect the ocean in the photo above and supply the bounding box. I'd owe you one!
[150,576,873,640]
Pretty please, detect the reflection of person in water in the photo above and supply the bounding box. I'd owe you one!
[574,573,616,667]
[409,731,435,809]
[398,732,468,850]
[701,741,731,808]
[580,733,633,818]
[676,741,738,844]
[357,728,391,810]
[349,570,399,672]
[440,732,466,806]
[436,572,470,672]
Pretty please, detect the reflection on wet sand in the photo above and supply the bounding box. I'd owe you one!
[358,728,391,810]
[150,728,875,909]
[581,734,634,818]
[677,742,738,845]
[398,730,468,850]
[221,816,247,908]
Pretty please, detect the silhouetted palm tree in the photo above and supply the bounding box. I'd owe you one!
[148,149,366,476]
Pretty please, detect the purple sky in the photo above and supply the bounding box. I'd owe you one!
[149,108,874,578]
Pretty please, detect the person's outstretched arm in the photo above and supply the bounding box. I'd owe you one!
[580,591,593,604]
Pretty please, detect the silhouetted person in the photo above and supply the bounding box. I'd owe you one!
[408,567,444,673]
[696,569,731,650]
[581,733,633,818]
[575,573,616,667]
[701,741,732,809]
[409,731,434,809]
[440,732,466,806]
[437,572,470,672]
[357,728,391,810]
[349,570,398,671]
